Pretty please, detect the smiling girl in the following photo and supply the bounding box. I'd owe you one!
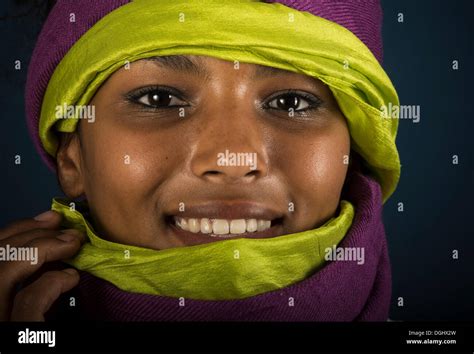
[0,0,400,321]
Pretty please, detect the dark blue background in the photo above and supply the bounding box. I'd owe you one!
[1,0,472,320]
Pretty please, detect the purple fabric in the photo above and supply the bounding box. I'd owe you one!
[267,0,383,63]
[26,0,384,171]
[68,170,391,321]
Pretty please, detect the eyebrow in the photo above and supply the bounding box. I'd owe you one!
[145,55,296,80]
[253,64,295,79]
[146,55,211,80]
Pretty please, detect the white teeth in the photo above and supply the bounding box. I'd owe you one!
[230,219,246,234]
[200,218,212,234]
[176,217,189,231]
[257,220,271,231]
[173,217,273,236]
[246,219,257,232]
[213,219,229,235]
[188,218,200,233]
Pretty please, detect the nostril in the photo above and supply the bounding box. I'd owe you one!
[201,168,260,182]
[245,169,260,177]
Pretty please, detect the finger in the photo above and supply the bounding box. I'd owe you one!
[0,228,64,248]
[0,227,86,248]
[11,268,80,321]
[0,211,62,240]
[0,230,84,320]
[0,229,85,283]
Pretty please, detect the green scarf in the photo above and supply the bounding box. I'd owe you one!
[53,198,354,300]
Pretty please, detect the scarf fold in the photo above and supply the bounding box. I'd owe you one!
[38,0,400,201]
[55,170,390,321]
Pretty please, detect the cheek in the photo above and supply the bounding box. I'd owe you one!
[78,120,181,245]
[275,120,350,224]
[289,139,348,195]
[79,121,176,205]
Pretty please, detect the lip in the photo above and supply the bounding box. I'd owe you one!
[165,201,284,221]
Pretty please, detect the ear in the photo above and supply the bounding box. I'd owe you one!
[56,132,85,199]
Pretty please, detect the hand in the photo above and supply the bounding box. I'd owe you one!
[0,210,85,321]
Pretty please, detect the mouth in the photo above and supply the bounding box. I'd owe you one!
[164,201,285,244]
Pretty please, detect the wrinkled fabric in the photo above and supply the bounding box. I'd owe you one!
[38,0,400,201]
[52,198,354,300]
[51,169,390,321]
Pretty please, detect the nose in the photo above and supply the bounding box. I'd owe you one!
[189,107,269,184]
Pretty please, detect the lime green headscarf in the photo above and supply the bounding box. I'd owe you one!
[41,0,400,300]
[41,0,400,201]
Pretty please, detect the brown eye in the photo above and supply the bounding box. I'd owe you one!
[150,92,171,106]
[131,89,186,108]
[267,92,316,112]
[126,85,191,112]
[277,95,302,111]
[137,90,184,108]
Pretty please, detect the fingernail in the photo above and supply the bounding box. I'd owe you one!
[57,233,76,242]
[57,229,83,243]
[34,210,56,221]
[63,268,78,276]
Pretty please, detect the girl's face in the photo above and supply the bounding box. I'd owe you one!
[57,55,350,250]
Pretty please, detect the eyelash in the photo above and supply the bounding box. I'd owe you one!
[262,89,323,114]
[125,86,188,110]
[125,86,323,115]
